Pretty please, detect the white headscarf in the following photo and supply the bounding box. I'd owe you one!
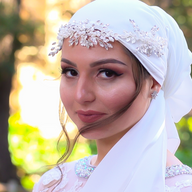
[51,0,192,191]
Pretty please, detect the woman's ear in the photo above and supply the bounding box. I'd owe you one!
[149,77,161,99]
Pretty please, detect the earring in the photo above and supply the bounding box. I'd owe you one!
[151,91,158,99]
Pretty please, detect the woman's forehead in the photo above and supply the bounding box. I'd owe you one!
[61,39,133,66]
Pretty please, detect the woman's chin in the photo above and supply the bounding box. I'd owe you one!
[79,129,104,140]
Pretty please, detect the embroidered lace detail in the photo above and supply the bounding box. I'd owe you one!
[39,164,83,192]
[66,179,84,192]
[42,167,62,185]
[54,168,69,191]
[165,180,192,192]
[166,165,192,178]
[49,19,167,57]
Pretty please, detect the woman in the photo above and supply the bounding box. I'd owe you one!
[33,0,192,191]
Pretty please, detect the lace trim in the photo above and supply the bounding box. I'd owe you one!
[39,164,83,192]
[166,165,192,178]
[66,180,83,192]
[42,167,62,186]
[165,179,192,192]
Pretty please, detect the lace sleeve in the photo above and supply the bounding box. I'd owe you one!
[32,166,64,192]
[32,161,86,192]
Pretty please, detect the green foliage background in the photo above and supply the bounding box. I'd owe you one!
[176,117,192,167]
[8,113,94,190]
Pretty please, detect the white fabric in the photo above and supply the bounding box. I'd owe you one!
[61,0,192,191]
[82,90,167,192]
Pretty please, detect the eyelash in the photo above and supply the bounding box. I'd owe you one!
[61,68,78,76]
[98,69,123,78]
[60,68,123,79]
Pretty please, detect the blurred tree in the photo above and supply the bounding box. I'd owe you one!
[0,0,22,186]
[0,0,42,189]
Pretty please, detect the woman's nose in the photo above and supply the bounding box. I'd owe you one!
[75,77,96,104]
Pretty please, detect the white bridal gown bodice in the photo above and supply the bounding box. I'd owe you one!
[33,156,192,192]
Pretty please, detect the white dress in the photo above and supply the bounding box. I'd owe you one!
[33,156,192,192]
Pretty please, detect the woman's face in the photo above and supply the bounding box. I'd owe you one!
[60,40,154,141]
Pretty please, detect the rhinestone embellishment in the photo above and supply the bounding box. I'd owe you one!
[49,19,167,57]
[151,91,158,99]
[121,20,167,57]
[165,165,192,178]
[75,156,96,179]
[75,157,192,180]
[49,20,118,56]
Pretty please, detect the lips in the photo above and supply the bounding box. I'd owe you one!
[76,110,106,123]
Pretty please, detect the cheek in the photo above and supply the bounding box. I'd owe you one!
[60,79,74,111]
[99,82,136,113]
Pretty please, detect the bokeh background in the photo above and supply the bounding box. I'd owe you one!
[0,0,192,191]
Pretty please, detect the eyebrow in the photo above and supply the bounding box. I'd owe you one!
[61,58,127,67]
[90,59,126,67]
[61,58,77,67]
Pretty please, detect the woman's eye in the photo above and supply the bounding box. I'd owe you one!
[61,68,78,77]
[98,69,123,79]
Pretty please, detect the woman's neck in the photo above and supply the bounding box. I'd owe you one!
[91,130,128,166]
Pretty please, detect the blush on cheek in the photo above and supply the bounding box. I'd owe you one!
[102,89,135,113]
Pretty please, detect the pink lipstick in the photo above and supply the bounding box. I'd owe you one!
[76,110,106,123]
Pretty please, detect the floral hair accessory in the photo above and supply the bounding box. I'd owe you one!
[121,20,167,57]
[49,20,118,56]
[49,19,167,57]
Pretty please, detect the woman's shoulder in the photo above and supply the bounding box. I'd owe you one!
[32,160,81,192]
[166,150,182,167]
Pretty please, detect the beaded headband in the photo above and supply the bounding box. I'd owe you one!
[49,19,167,57]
